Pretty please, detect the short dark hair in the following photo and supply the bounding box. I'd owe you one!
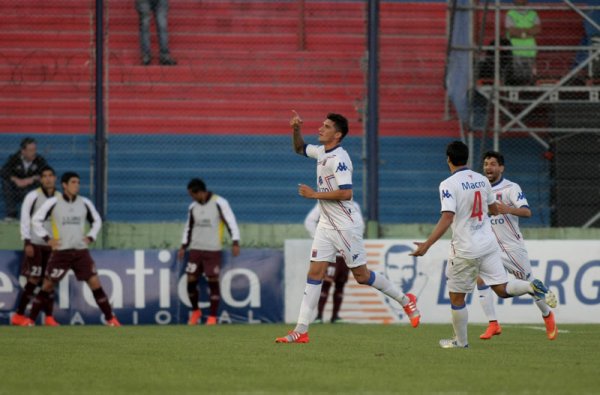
[39,165,55,175]
[20,137,36,149]
[446,141,469,166]
[187,178,206,193]
[327,113,349,140]
[61,171,79,185]
[482,150,505,166]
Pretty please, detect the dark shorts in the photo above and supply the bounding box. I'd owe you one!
[185,250,222,278]
[325,256,350,283]
[21,244,53,278]
[45,249,97,282]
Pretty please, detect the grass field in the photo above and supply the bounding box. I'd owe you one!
[1,323,599,395]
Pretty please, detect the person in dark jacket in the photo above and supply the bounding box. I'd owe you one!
[1,137,48,220]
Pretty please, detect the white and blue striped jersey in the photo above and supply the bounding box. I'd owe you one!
[439,168,498,259]
[489,177,529,252]
[304,144,361,231]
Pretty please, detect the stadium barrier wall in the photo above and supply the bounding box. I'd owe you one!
[285,240,600,324]
[0,249,283,325]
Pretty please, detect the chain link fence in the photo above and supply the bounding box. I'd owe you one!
[1,0,598,227]
[467,0,600,227]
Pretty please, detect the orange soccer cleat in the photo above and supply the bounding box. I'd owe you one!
[188,309,202,326]
[11,313,27,326]
[19,318,35,327]
[44,316,60,326]
[106,316,121,327]
[206,316,218,325]
[543,311,557,341]
[275,331,309,344]
[480,321,502,340]
[403,293,421,328]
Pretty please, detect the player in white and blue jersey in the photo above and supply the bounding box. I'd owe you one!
[477,151,557,341]
[410,141,556,349]
[275,111,420,344]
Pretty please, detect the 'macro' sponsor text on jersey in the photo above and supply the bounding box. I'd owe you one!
[439,168,498,259]
[304,144,361,230]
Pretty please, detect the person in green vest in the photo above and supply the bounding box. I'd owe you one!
[505,0,541,84]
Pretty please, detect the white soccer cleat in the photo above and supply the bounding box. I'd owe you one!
[439,338,469,349]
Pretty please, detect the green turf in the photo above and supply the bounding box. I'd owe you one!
[0,323,598,394]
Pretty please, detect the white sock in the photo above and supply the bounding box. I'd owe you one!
[368,271,409,306]
[451,304,469,347]
[295,280,323,332]
[505,279,532,296]
[477,285,497,322]
[535,299,551,317]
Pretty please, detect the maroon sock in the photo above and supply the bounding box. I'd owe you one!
[317,281,332,319]
[331,282,346,319]
[16,282,37,315]
[208,281,221,317]
[29,290,50,321]
[92,287,113,321]
[187,281,199,310]
[45,291,55,316]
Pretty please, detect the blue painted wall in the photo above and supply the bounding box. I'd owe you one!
[0,134,551,225]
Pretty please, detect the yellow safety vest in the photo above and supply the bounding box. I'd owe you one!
[507,10,538,57]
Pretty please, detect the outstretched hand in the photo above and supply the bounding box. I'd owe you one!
[298,183,316,199]
[290,110,303,131]
[409,241,429,257]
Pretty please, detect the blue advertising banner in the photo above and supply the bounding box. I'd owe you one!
[0,249,283,325]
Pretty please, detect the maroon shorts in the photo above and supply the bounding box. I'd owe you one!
[21,244,53,278]
[185,250,222,278]
[45,249,97,282]
[325,256,350,283]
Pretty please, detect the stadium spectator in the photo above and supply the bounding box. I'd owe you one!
[20,172,120,326]
[275,111,420,344]
[177,178,240,326]
[1,137,48,221]
[505,0,541,85]
[410,141,556,349]
[304,201,364,324]
[476,151,557,340]
[11,166,61,326]
[135,0,177,65]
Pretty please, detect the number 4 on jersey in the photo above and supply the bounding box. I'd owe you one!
[471,191,483,221]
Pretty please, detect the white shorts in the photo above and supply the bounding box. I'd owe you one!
[310,226,366,268]
[501,247,532,280]
[446,249,508,293]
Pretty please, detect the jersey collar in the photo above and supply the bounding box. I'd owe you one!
[491,177,504,187]
[325,145,341,153]
[452,167,469,174]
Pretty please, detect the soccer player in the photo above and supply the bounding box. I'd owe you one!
[276,111,420,344]
[477,151,557,340]
[21,172,120,326]
[304,201,364,323]
[410,141,556,349]
[11,166,60,326]
[177,178,240,326]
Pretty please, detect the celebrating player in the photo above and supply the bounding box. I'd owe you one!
[276,111,420,344]
[476,151,557,340]
[410,141,556,349]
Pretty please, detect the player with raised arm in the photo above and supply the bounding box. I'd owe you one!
[276,111,420,344]
[477,151,557,340]
[11,166,60,326]
[410,141,556,349]
[21,172,120,326]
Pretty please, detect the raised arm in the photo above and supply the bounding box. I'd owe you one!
[290,110,305,155]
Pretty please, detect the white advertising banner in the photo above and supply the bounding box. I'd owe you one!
[284,239,600,324]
